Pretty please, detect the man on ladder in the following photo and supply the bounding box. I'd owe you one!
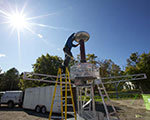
[62,33,79,72]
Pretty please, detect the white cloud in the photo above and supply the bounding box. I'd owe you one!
[38,34,43,38]
[0,54,6,58]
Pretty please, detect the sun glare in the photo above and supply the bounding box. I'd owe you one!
[9,13,27,30]
[0,4,67,50]
[0,3,69,65]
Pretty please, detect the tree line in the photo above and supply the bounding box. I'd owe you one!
[0,52,150,93]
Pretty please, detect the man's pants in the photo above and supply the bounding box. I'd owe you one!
[63,47,73,67]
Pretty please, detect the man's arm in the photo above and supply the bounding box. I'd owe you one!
[72,43,79,47]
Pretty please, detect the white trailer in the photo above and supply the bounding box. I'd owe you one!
[23,86,61,114]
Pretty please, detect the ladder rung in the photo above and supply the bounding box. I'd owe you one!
[63,104,73,106]
[61,74,66,76]
[62,86,71,87]
[62,96,72,98]
[63,111,74,114]
[62,85,70,87]
[109,111,116,115]
[62,86,70,88]
[62,82,70,84]
[62,89,70,91]
[51,116,65,119]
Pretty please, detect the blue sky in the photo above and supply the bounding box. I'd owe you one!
[0,0,150,73]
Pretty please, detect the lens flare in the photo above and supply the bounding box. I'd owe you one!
[9,13,27,30]
[0,3,72,65]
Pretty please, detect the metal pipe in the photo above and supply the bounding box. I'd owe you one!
[79,39,86,63]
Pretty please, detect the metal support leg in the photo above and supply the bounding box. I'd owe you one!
[91,85,96,119]
[115,82,120,99]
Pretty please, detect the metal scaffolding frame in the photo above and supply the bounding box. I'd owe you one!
[23,72,147,120]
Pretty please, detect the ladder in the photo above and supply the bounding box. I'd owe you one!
[49,67,77,120]
[96,79,120,120]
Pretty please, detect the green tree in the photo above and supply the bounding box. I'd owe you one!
[74,53,98,64]
[98,59,122,77]
[33,54,63,74]
[86,54,97,64]
[97,59,123,91]
[19,53,63,90]
[126,52,139,67]
[0,72,4,91]
[0,68,20,91]
[125,52,150,92]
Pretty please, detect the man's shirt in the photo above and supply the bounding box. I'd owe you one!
[65,33,77,49]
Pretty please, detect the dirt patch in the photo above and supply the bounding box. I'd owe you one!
[0,105,48,120]
[112,99,150,120]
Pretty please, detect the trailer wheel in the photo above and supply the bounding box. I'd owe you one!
[41,106,47,114]
[8,101,14,108]
[35,106,40,113]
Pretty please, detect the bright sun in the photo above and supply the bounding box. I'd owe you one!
[0,5,62,40]
[9,13,27,30]
[0,4,64,63]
